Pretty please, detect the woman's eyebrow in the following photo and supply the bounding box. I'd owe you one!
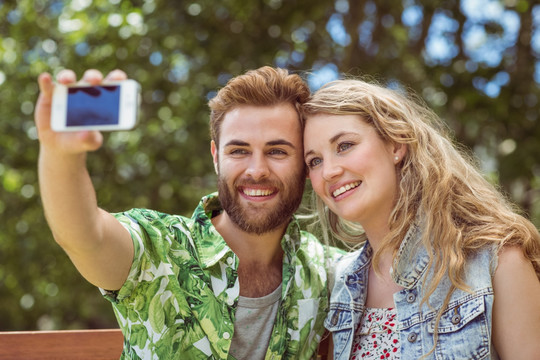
[304,131,358,157]
[329,131,354,144]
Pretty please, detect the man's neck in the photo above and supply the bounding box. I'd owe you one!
[211,211,287,297]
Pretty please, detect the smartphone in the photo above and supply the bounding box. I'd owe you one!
[51,80,141,132]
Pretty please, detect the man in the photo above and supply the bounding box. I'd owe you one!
[35,66,342,359]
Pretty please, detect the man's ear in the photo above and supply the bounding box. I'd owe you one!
[211,140,219,174]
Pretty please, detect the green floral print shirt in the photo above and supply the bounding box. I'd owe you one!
[102,193,343,360]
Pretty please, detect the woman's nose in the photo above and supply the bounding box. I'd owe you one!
[322,159,343,181]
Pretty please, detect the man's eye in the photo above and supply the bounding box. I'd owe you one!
[337,142,353,152]
[230,149,249,155]
[269,149,287,156]
[307,157,322,168]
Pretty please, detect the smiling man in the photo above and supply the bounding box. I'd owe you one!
[212,104,305,238]
[35,66,342,359]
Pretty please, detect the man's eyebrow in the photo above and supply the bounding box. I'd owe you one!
[267,139,296,148]
[223,140,249,147]
[223,139,296,148]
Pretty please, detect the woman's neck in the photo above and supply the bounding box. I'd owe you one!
[363,223,390,253]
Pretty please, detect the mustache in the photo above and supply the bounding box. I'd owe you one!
[234,178,281,188]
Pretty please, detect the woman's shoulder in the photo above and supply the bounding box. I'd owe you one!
[495,245,537,280]
[491,245,540,358]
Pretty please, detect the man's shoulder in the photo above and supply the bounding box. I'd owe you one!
[113,206,223,256]
[112,208,206,247]
[114,208,193,228]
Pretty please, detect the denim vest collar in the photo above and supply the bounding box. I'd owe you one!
[338,220,429,309]
[391,222,431,289]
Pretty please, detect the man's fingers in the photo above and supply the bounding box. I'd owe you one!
[105,69,127,82]
[56,69,77,85]
[77,131,104,152]
[35,73,55,132]
[37,72,54,98]
[49,69,126,88]
[82,69,104,85]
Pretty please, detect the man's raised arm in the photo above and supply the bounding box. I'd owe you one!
[35,69,134,291]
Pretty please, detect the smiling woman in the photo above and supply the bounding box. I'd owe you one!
[305,113,403,230]
[302,78,540,360]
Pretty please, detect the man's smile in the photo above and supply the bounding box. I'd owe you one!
[241,187,276,197]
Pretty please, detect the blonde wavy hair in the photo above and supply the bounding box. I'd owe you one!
[302,78,540,347]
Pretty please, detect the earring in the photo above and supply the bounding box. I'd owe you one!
[394,156,399,161]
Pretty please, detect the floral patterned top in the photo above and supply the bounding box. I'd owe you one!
[101,193,343,360]
[351,308,400,360]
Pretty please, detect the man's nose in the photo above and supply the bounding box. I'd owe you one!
[245,154,270,181]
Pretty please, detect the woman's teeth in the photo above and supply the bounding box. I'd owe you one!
[332,181,361,197]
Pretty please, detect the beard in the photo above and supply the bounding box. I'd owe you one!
[217,171,305,235]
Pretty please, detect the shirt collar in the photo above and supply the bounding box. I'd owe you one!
[191,193,232,269]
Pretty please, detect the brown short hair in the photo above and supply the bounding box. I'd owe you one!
[208,66,310,148]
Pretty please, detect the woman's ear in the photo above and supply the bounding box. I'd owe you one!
[210,140,219,174]
[392,143,407,164]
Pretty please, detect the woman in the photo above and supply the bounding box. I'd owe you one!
[302,79,540,359]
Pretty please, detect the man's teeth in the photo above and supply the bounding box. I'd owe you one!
[332,181,361,197]
[243,189,274,197]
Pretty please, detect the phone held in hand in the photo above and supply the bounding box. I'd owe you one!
[51,80,141,132]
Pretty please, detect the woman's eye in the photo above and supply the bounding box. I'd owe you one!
[337,142,353,152]
[307,157,322,168]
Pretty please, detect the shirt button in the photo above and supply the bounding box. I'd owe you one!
[406,293,416,303]
[223,332,230,339]
[451,314,461,325]
[407,332,418,343]
[227,298,234,306]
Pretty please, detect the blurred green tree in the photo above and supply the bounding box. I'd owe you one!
[0,0,538,330]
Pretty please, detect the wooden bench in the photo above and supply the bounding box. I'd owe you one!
[0,329,123,360]
[0,328,329,359]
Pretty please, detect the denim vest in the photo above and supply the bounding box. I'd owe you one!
[325,223,500,360]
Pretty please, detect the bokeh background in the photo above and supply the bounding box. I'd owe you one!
[1,0,539,331]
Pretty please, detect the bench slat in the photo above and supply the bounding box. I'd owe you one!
[0,328,329,359]
[0,329,123,360]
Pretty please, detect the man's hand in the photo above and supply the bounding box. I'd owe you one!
[35,69,127,154]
